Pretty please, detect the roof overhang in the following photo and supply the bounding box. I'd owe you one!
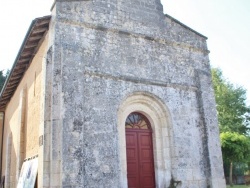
[0,16,51,111]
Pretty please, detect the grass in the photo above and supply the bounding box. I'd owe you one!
[226,185,250,188]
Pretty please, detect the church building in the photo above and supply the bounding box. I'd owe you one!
[0,0,226,187]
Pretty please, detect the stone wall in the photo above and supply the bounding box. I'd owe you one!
[45,0,226,187]
[1,33,49,187]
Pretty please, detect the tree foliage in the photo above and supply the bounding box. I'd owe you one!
[212,68,250,134]
[220,132,250,163]
[212,68,250,184]
[220,132,250,186]
[0,70,9,93]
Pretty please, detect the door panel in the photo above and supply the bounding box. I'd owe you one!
[127,162,137,173]
[138,132,155,188]
[141,162,154,173]
[142,176,155,188]
[127,177,138,188]
[140,134,152,146]
[141,149,151,160]
[127,148,136,159]
[126,132,140,188]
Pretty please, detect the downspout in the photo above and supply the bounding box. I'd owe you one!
[0,111,4,179]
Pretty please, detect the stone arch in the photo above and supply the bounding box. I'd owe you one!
[117,92,174,188]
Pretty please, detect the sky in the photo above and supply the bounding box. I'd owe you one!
[0,0,249,103]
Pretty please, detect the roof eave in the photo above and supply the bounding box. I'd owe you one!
[0,15,51,111]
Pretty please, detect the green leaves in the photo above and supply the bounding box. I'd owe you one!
[211,68,250,134]
[0,70,8,93]
[212,68,250,182]
[220,132,250,163]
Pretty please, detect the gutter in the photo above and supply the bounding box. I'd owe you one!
[50,0,56,11]
[0,112,4,179]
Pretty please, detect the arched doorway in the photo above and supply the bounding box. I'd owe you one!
[125,112,156,188]
[118,92,173,187]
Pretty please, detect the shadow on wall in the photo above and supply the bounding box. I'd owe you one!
[168,177,182,188]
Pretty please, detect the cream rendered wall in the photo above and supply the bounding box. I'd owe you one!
[1,33,49,187]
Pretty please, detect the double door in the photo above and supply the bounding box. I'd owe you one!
[126,130,155,188]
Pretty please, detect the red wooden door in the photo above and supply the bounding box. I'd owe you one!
[125,113,155,188]
[126,131,140,188]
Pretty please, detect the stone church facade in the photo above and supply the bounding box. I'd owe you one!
[0,0,226,187]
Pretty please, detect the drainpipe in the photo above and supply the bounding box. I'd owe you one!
[0,112,4,179]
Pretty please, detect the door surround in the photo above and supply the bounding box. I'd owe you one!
[118,92,174,188]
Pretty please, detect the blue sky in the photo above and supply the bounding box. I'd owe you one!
[0,0,249,102]
[163,0,250,103]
